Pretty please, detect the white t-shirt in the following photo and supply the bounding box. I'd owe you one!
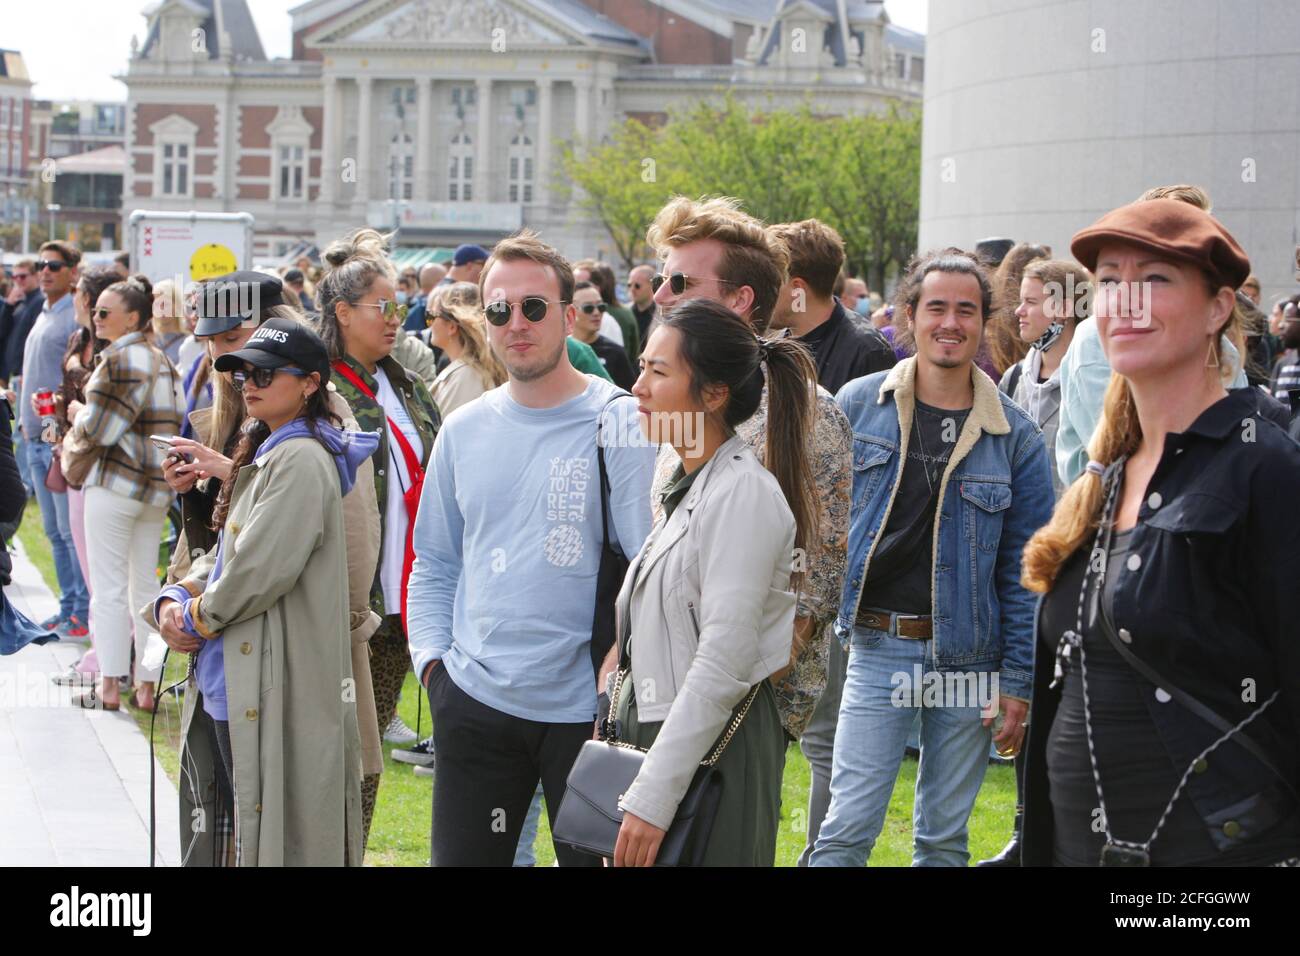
[599,312,623,347]
[374,367,425,613]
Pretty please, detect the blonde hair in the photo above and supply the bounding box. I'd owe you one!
[431,282,507,392]
[1021,259,1092,324]
[152,278,186,336]
[646,196,789,333]
[1023,187,1241,592]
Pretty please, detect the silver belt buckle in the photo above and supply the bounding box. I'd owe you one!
[892,612,922,639]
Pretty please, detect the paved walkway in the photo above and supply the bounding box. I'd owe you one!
[0,537,180,866]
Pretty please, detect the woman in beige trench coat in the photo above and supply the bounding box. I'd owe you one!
[155,319,377,866]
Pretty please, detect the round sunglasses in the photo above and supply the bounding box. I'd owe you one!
[483,297,566,327]
[577,302,606,316]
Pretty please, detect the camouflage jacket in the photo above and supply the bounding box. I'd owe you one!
[331,353,441,616]
[651,382,851,739]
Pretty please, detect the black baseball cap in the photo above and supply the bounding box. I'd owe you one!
[195,270,285,337]
[212,317,331,384]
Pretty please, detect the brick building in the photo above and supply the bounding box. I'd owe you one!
[123,0,924,261]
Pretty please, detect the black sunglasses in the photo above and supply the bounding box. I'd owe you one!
[92,306,115,320]
[231,366,309,390]
[577,302,606,316]
[483,297,564,327]
[650,271,741,296]
[35,260,67,273]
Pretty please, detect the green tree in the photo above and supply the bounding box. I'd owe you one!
[563,96,921,282]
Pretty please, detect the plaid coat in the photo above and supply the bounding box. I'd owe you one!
[66,331,183,509]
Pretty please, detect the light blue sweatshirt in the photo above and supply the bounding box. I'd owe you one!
[406,378,655,723]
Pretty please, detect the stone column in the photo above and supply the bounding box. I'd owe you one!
[574,78,592,145]
[534,77,553,209]
[320,74,339,204]
[355,75,373,205]
[475,77,492,203]
[413,76,433,201]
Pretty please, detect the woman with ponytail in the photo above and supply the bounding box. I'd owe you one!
[154,319,377,865]
[62,273,183,712]
[1021,199,1300,867]
[608,299,816,866]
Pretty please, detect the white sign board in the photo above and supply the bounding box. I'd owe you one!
[128,210,255,285]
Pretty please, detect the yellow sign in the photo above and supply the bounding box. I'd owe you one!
[189,243,238,281]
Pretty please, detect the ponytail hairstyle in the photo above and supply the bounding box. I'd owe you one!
[1022,264,1236,591]
[104,274,155,335]
[431,281,507,391]
[657,300,819,583]
[316,228,396,361]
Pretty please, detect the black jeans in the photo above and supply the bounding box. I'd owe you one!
[428,664,600,867]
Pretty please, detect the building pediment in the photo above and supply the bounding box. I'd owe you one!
[308,0,585,49]
[149,113,201,138]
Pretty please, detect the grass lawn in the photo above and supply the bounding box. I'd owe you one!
[16,496,1018,866]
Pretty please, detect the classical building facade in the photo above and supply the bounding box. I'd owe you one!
[123,0,924,261]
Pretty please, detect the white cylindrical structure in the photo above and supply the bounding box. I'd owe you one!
[919,0,1300,302]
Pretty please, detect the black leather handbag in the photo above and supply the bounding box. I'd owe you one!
[552,669,760,866]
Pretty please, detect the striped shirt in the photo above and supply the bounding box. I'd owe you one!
[69,331,183,508]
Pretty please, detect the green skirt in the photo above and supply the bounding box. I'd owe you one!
[617,678,786,866]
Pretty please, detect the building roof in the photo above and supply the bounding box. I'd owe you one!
[534,0,646,47]
[0,49,32,82]
[141,0,267,62]
[53,145,127,177]
[885,23,925,55]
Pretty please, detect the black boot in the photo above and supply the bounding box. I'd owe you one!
[979,747,1026,867]
[977,807,1023,866]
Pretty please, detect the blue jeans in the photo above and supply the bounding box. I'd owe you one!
[21,439,89,621]
[810,626,993,867]
[513,785,544,866]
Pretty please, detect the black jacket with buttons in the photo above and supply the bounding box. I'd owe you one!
[1024,388,1300,865]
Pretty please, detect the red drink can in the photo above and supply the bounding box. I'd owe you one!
[35,389,56,418]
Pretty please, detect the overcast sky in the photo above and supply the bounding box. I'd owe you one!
[10,0,929,102]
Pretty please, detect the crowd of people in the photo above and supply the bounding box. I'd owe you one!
[1,180,1297,868]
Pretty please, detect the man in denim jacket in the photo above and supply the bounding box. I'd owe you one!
[810,250,1054,866]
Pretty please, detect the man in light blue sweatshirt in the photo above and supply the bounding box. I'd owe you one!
[406,231,655,867]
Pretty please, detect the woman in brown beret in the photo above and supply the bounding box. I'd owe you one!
[1019,198,1300,866]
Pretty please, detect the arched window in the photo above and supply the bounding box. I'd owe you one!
[448,132,473,202]
[388,132,414,201]
[507,134,533,204]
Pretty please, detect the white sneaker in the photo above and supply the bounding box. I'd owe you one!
[383,714,418,745]
[413,764,435,777]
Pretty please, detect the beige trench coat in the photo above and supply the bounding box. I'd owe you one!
[166,388,385,776]
[163,436,363,866]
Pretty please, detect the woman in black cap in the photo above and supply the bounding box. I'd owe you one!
[154,318,378,865]
[1021,198,1300,866]
[159,275,389,864]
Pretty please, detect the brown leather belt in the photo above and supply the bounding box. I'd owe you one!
[855,608,933,640]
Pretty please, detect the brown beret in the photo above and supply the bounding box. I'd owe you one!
[1070,198,1250,290]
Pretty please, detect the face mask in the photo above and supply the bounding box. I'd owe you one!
[854,297,871,315]
[395,291,409,305]
[1034,320,1066,353]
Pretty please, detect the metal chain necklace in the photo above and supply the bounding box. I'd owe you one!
[1054,456,1283,866]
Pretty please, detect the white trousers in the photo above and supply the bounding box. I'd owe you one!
[84,485,167,681]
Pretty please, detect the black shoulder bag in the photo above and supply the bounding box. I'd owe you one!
[552,668,760,865]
